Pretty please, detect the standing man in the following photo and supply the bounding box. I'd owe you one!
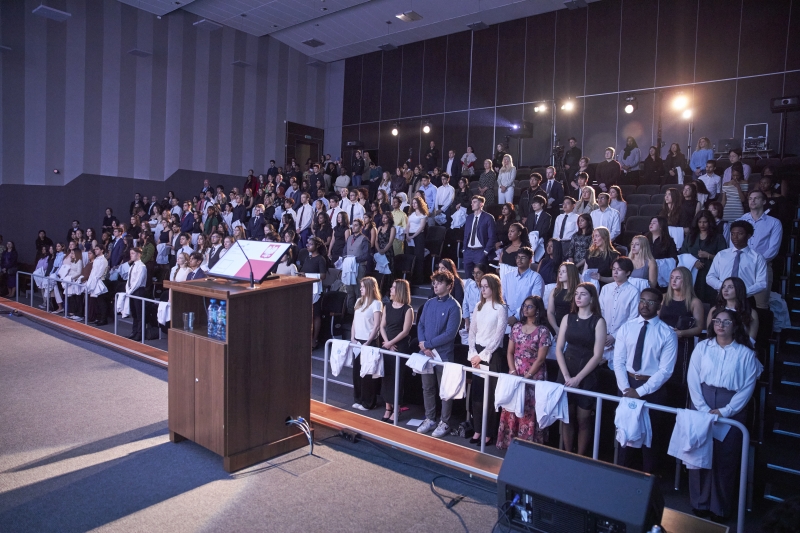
[444,149,462,183]
[207,232,224,269]
[126,248,148,341]
[296,192,314,248]
[722,148,751,184]
[524,196,553,242]
[737,190,782,309]
[416,270,462,438]
[462,196,496,277]
[554,197,579,257]
[563,137,582,176]
[433,173,455,225]
[519,173,547,225]
[247,204,266,241]
[590,193,622,242]
[543,166,565,221]
[345,190,365,224]
[698,161,721,201]
[351,150,365,187]
[110,227,127,268]
[186,252,206,281]
[424,141,439,174]
[613,287,677,473]
[503,247,544,329]
[599,257,641,368]
[706,220,767,301]
[344,219,369,314]
[327,195,344,228]
[147,196,159,216]
[596,148,622,192]
[418,174,438,211]
[89,244,110,326]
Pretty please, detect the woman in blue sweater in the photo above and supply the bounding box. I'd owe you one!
[689,137,714,178]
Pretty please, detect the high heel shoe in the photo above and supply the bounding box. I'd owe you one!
[469,436,480,444]
[381,407,394,423]
[476,437,494,447]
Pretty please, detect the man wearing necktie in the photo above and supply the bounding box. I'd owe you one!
[125,248,148,341]
[207,232,224,269]
[553,197,579,257]
[706,220,767,301]
[613,288,677,473]
[462,196,496,278]
[543,166,564,221]
[296,192,313,248]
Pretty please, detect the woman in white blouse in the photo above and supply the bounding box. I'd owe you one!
[497,154,517,204]
[687,308,762,522]
[406,198,428,284]
[467,273,508,446]
[58,249,84,315]
[351,277,383,411]
[169,252,191,282]
[461,146,477,177]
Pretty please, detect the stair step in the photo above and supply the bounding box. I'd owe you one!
[773,422,800,439]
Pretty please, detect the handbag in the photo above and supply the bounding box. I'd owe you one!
[675,315,696,331]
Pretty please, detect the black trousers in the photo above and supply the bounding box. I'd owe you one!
[352,338,381,409]
[616,376,669,474]
[411,232,426,283]
[129,287,146,337]
[470,344,507,440]
[380,338,410,408]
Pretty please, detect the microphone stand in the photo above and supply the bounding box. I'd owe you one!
[235,239,257,289]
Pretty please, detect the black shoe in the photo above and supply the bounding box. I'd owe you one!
[130,335,142,342]
[95,321,108,326]
[709,513,727,524]
[469,436,480,444]
[88,320,99,325]
[692,509,711,519]
[477,437,494,447]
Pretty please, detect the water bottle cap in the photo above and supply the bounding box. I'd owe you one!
[210,299,216,303]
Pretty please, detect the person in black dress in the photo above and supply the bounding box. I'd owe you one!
[328,211,350,262]
[376,213,396,295]
[555,282,607,456]
[585,227,620,286]
[641,146,665,185]
[646,216,678,260]
[301,237,328,348]
[313,212,333,252]
[494,203,516,250]
[499,223,531,268]
[379,279,415,423]
[537,238,564,285]
[659,266,705,391]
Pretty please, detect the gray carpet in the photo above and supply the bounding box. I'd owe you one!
[0,315,498,533]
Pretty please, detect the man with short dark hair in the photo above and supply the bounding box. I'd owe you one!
[525,195,552,242]
[563,137,582,173]
[296,192,314,248]
[343,219,369,313]
[463,196,496,277]
[737,189,782,308]
[208,232,224,269]
[267,159,279,178]
[351,150,365,187]
[554,197,579,256]
[424,140,439,174]
[519,173,547,224]
[327,195,344,228]
[613,287,677,473]
[544,166,565,220]
[707,220,767,300]
[591,192,621,241]
[595,147,621,192]
[504,246,544,328]
[599,257,641,367]
[186,252,206,281]
[417,270,462,438]
[444,149,462,183]
[126,247,148,341]
[698,160,721,201]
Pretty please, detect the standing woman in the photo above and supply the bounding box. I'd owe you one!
[313,212,333,251]
[497,154,517,204]
[660,187,686,247]
[454,177,472,213]
[499,223,532,280]
[707,201,730,244]
[708,277,759,344]
[619,136,641,185]
[641,146,665,185]
[681,183,702,230]
[556,282,606,456]
[567,214,594,269]
[687,309,762,521]
[1,241,19,299]
[461,146,477,178]
[467,273,509,446]
[301,237,329,349]
[585,227,620,286]
[170,252,191,282]
[679,210,728,304]
[659,267,705,382]
[497,295,551,449]
[390,196,408,256]
[376,213,396,294]
[406,197,428,284]
[689,137,714,178]
[629,235,659,289]
[478,159,498,206]
[350,277,383,411]
[720,162,748,222]
[547,262,580,340]
[328,212,350,261]
[494,203,516,250]
[646,216,678,260]
[537,238,564,285]
[379,279,414,423]
[664,143,687,184]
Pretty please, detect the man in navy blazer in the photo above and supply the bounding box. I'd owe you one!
[110,226,127,268]
[543,166,565,220]
[186,253,207,281]
[462,195,496,277]
[180,201,195,234]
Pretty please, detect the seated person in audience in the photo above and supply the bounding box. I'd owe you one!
[595,147,621,192]
[629,235,659,289]
[555,282,607,456]
[524,195,552,242]
[707,277,759,345]
[706,220,766,302]
[599,257,641,368]
[590,193,621,242]
[537,238,564,285]
[567,214,594,269]
[585,227,620,286]
[687,309,762,522]
[416,270,462,438]
[613,287,677,473]
[379,279,415,424]
[496,295,551,449]
[504,247,544,329]
[721,148,751,184]
[679,210,728,304]
[169,252,191,282]
[574,185,599,215]
[645,216,678,261]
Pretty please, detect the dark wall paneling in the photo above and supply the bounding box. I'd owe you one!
[782,72,800,156]
[422,36,448,116]
[342,57,362,125]
[523,11,556,104]
[553,9,587,100]
[734,75,784,150]
[442,112,469,162]
[692,80,737,146]
[555,101,584,155]
[519,104,552,168]
[583,94,619,160]
[694,0,740,83]
[400,41,424,118]
[469,27,499,110]
[46,8,68,186]
[360,52,383,124]
[584,0,621,95]
[445,32,472,112]
[655,0,698,88]
[403,118,423,169]
[495,104,524,165]
[738,0,791,76]
[785,0,800,71]
[359,121,381,158]
[468,108,497,165]
[380,48,402,121]
[617,91,655,153]
[618,0,658,92]
[378,120,400,170]
[340,124,360,162]
[495,19,527,106]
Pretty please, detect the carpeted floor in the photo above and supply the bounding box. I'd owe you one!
[0,315,499,533]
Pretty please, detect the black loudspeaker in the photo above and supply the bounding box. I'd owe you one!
[345,140,364,148]
[770,96,800,113]
[497,440,664,532]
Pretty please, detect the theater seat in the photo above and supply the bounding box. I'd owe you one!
[627,194,651,206]
[639,204,662,218]
[650,193,666,205]
[636,184,661,196]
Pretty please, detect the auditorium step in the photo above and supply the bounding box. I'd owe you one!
[762,431,800,503]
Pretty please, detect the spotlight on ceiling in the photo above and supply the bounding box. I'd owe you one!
[391,122,399,136]
[561,100,575,111]
[672,94,689,111]
[623,96,638,114]
[682,109,693,120]
[534,103,546,113]
[422,121,431,134]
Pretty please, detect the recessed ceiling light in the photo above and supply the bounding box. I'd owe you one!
[396,10,422,22]
[272,24,278,28]
[240,13,247,17]
[321,7,327,11]
[302,38,325,48]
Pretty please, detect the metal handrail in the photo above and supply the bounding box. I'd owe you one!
[323,339,750,533]
[114,292,163,344]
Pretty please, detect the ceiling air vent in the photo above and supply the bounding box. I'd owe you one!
[467,21,488,31]
[302,38,325,48]
[32,5,72,22]
[193,19,222,31]
[396,11,423,22]
[378,43,397,52]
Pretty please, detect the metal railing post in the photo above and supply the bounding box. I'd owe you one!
[114,293,119,335]
[736,423,750,533]
[323,340,330,404]
[84,288,89,325]
[394,354,400,426]
[480,374,489,454]
[141,300,146,343]
[592,397,602,460]
[64,286,68,317]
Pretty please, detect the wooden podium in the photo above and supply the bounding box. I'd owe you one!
[165,275,315,472]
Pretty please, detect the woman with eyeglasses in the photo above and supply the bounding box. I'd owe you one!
[707,277,759,346]
[497,295,551,449]
[687,309,762,522]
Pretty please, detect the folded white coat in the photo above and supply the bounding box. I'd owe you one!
[534,381,569,428]
[667,409,717,470]
[494,374,525,418]
[340,256,358,285]
[157,302,170,326]
[406,352,434,374]
[439,362,466,400]
[359,346,384,378]
[329,339,352,377]
[614,397,652,449]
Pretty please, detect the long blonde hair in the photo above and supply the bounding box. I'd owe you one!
[355,276,381,311]
[577,187,599,212]
[501,154,514,171]
[476,273,505,312]
[588,227,618,258]
[629,235,654,268]
[664,266,696,312]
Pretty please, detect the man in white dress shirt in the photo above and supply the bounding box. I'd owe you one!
[553,197,579,257]
[344,190,365,224]
[433,173,455,225]
[706,220,767,304]
[327,195,344,228]
[590,193,621,241]
[722,148,751,184]
[599,257,641,369]
[125,248,148,341]
[89,244,110,326]
[295,192,314,248]
[737,189,782,309]
[698,161,721,201]
[613,287,677,473]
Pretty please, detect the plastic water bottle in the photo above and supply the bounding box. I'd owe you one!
[216,301,226,341]
[207,299,218,338]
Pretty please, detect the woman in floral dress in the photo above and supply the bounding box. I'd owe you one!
[497,295,551,449]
